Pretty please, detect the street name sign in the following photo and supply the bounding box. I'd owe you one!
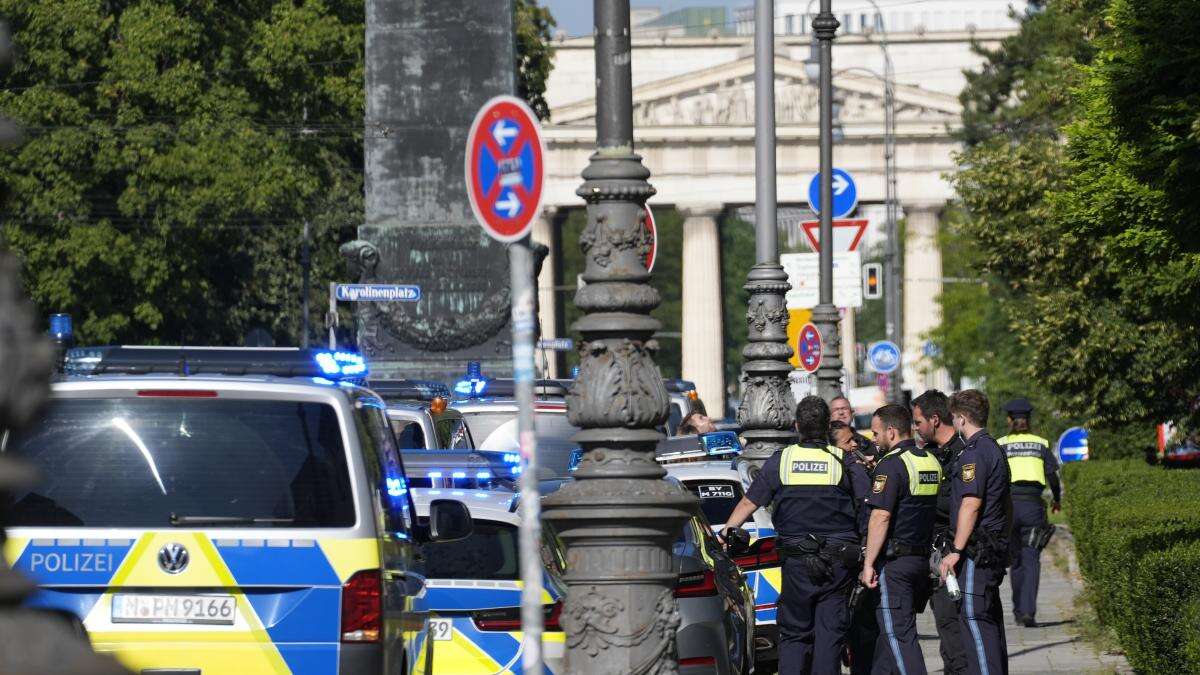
[801,219,869,253]
[335,284,421,302]
[644,205,658,273]
[537,338,575,351]
[806,168,858,218]
[867,341,901,374]
[466,95,545,242]
[797,322,823,373]
[780,251,863,309]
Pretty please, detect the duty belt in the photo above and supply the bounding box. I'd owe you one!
[885,541,929,558]
[778,535,863,566]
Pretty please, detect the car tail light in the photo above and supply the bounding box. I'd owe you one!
[136,390,218,397]
[674,569,718,598]
[732,536,779,571]
[472,602,563,632]
[679,656,717,667]
[341,569,381,642]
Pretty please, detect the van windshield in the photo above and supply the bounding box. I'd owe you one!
[3,397,356,528]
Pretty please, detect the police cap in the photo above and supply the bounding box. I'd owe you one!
[1004,397,1034,416]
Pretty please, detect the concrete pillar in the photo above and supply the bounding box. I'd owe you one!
[902,203,951,392]
[533,207,561,378]
[680,204,726,416]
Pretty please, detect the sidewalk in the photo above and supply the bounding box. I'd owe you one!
[915,528,1132,674]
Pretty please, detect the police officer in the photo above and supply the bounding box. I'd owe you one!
[938,389,1011,675]
[860,404,942,675]
[722,395,870,674]
[912,389,969,674]
[998,398,1061,627]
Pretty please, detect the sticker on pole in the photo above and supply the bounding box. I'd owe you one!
[644,205,658,273]
[466,95,545,243]
[807,168,858,219]
[797,322,823,373]
[867,341,901,374]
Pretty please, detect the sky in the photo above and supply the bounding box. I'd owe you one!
[542,1,745,38]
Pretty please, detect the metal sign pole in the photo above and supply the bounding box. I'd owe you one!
[327,282,337,349]
[510,240,543,675]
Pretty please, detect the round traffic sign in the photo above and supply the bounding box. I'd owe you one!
[807,168,858,219]
[465,95,545,243]
[797,322,823,373]
[1056,427,1089,463]
[867,341,901,374]
[644,205,657,273]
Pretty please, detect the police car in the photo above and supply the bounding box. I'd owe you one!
[370,380,474,451]
[1,346,473,675]
[409,487,566,674]
[658,432,782,665]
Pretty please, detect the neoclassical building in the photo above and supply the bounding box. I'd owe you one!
[534,25,1015,408]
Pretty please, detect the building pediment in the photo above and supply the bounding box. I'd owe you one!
[550,55,960,128]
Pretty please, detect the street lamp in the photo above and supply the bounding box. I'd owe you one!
[542,1,693,672]
[736,0,799,468]
[811,0,843,402]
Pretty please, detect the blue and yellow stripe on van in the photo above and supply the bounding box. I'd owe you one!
[413,579,564,675]
[5,532,381,675]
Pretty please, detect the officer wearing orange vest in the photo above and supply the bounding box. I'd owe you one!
[998,398,1061,627]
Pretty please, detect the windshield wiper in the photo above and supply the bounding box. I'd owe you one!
[169,514,295,526]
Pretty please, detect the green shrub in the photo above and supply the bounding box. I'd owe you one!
[1064,460,1200,671]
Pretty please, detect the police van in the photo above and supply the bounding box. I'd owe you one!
[657,432,782,665]
[1,346,472,675]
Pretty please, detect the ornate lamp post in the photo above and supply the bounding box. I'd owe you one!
[542,1,693,672]
[811,0,844,402]
[737,0,798,467]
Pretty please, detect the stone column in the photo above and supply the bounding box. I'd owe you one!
[902,203,947,392]
[841,307,857,389]
[680,204,726,415]
[533,207,561,378]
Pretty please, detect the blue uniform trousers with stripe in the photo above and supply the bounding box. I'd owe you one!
[958,557,1009,675]
[872,555,928,675]
[777,555,854,675]
[1009,498,1045,619]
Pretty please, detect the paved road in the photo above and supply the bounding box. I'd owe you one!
[914,528,1131,674]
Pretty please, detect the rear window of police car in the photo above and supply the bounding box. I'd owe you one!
[2,398,356,528]
[684,480,744,527]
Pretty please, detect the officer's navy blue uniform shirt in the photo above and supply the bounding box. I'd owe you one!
[950,430,1010,537]
[746,440,871,542]
[928,434,966,530]
[866,440,938,549]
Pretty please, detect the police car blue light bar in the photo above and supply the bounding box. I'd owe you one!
[453,360,491,398]
[656,431,743,462]
[503,452,521,465]
[314,351,368,378]
[60,346,371,382]
[49,313,73,342]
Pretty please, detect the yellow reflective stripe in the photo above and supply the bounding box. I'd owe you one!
[998,433,1050,446]
[1009,456,1047,485]
[780,445,843,486]
[318,538,380,583]
[432,625,507,674]
[899,451,942,496]
[3,536,29,566]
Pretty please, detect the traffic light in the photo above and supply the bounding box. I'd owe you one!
[863,263,883,300]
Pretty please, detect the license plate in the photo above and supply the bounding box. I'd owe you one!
[112,593,236,625]
[429,618,453,641]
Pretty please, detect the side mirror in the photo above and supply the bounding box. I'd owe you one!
[428,499,473,542]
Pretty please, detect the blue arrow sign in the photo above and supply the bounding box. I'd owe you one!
[807,168,858,219]
[335,284,421,302]
[1056,427,1089,463]
[867,341,901,374]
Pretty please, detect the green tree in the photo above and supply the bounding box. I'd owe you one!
[515,0,556,121]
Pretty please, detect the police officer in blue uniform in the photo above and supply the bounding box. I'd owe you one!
[938,389,1012,675]
[998,398,1061,627]
[912,389,969,674]
[860,404,942,675]
[722,395,870,674]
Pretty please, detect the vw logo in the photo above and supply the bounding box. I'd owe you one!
[158,542,189,575]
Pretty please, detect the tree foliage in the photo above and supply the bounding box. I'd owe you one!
[515,0,556,121]
[0,0,556,347]
[941,0,1200,452]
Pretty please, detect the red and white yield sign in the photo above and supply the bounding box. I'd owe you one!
[466,95,546,242]
[797,321,823,373]
[801,219,869,253]
[644,205,658,273]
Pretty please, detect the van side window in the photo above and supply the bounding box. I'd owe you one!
[391,419,426,449]
[356,399,413,535]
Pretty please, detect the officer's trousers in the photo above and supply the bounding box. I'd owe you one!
[777,555,854,675]
[873,555,928,675]
[1010,498,1046,620]
[929,579,969,674]
[848,587,879,674]
[957,557,1008,675]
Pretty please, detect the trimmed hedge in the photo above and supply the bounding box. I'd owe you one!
[1065,460,1200,673]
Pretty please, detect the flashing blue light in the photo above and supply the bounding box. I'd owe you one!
[311,376,336,386]
[453,360,491,398]
[503,453,521,465]
[476,471,491,479]
[571,366,580,379]
[49,314,73,341]
[427,471,443,479]
[385,476,407,497]
[314,350,368,380]
[451,471,467,479]
[568,447,584,473]
[510,465,523,475]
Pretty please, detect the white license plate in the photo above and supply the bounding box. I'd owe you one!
[112,593,236,625]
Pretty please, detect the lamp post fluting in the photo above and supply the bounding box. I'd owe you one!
[812,0,844,402]
[542,1,694,673]
[736,0,798,468]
